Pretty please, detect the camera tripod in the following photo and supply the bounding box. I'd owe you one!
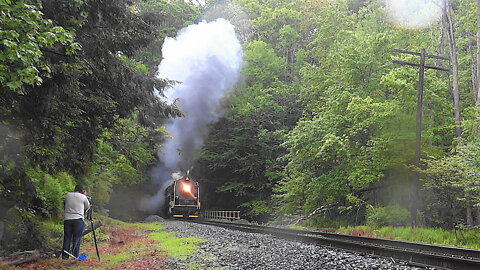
[87,207,101,261]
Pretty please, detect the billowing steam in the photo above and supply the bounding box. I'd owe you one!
[386,0,444,29]
[139,19,243,213]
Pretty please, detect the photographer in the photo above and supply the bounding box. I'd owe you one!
[62,184,90,259]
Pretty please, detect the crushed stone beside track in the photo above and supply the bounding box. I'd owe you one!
[157,219,427,270]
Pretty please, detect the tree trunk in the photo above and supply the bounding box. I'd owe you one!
[468,32,477,101]
[466,201,473,226]
[294,203,336,225]
[0,250,43,267]
[476,207,480,225]
[0,220,4,243]
[444,2,462,138]
[476,0,480,105]
[82,220,103,236]
[437,22,445,67]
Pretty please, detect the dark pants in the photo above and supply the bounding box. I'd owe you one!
[62,219,84,259]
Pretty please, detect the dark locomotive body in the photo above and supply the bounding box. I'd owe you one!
[165,176,200,218]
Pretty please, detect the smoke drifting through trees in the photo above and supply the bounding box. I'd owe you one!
[386,0,443,29]
[139,19,243,213]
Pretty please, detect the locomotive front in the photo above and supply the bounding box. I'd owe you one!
[168,176,200,218]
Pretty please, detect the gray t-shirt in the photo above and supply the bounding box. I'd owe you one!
[64,192,90,220]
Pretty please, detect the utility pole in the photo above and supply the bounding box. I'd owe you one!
[392,48,450,228]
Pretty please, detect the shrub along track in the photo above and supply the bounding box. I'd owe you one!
[190,219,480,270]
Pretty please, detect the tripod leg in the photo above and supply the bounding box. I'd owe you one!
[90,219,100,261]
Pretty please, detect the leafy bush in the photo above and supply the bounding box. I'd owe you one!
[306,215,347,229]
[366,205,410,227]
[240,200,273,222]
[241,200,271,216]
[26,166,75,217]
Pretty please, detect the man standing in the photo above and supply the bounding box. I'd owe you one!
[62,184,90,259]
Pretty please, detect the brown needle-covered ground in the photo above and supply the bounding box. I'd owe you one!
[4,221,168,270]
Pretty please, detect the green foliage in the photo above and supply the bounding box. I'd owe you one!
[118,55,149,75]
[0,0,76,90]
[241,200,271,216]
[0,0,182,178]
[0,0,197,255]
[25,166,75,216]
[37,217,64,250]
[0,0,188,230]
[420,140,480,227]
[305,216,347,229]
[276,95,402,214]
[198,0,480,229]
[243,40,285,87]
[200,0,467,226]
[84,115,159,208]
[366,205,410,228]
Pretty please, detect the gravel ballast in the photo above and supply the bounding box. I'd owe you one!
[156,219,425,270]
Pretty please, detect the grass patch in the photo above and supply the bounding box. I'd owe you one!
[134,221,205,260]
[149,230,204,259]
[132,221,205,259]
[101,252,132,267]
[337,226,480,249]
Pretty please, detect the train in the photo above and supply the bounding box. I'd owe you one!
[165,175,201,218]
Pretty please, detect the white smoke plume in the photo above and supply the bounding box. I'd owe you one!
[139,18,243,213]
[385,0,444,29]
[159,18,243,172]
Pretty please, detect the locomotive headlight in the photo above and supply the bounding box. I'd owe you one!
[180,180,196,198]
[182,183,192,194]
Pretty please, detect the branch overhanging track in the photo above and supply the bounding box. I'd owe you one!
[184,219,480,270]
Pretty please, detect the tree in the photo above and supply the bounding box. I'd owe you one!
[443,0,462,138]
[0,0,76,91]
[0,0,192,221]
[476,0,480,105]
[421,142,480,228]
[276,95,402,221]
[8,0,181,175]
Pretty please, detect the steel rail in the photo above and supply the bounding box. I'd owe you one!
[189,219,480,270]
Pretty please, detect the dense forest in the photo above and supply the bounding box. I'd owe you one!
[198,0,480,229]
[1,0,480,253]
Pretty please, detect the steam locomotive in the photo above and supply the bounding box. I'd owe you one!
[166,176,200,218]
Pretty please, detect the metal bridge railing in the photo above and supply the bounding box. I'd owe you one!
[203,210,240,221]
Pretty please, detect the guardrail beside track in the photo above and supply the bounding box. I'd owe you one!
[190,219,480,270]
[202,210,240,221]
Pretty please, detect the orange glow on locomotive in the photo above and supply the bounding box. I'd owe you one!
[181,181,196,198]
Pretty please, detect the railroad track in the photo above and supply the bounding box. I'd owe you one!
[188,219,480,270]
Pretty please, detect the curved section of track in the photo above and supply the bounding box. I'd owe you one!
[190,219,480,270]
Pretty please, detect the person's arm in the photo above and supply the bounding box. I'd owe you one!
[84,196,91,213]
[85,198,90,210]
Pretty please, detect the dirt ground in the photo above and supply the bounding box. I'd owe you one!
[2,223,167,269]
